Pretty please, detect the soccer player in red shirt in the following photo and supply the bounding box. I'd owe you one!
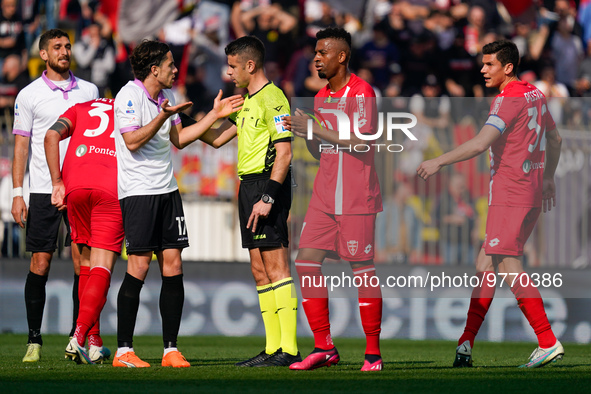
[44,98,122,364]
[284,27,384,371]
[417,40,563,368]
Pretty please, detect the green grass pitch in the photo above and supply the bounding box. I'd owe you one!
[0,334,590,393]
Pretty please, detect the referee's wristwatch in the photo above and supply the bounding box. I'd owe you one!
[261,194,275,204]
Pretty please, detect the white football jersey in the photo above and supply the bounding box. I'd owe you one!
[114,80,181,199]
[12,71,99,194]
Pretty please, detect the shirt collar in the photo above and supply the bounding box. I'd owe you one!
[41,70,77,92]
[133,79,166,107]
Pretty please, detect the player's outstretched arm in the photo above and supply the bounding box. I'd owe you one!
[417,124,500,180]
[11,135,29,228]
[122,99,192,152]
[171,90,243,149]
[44,117,73,211]
[542,127,562,212]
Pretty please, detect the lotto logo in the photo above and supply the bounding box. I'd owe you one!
[347,240,358,256]
[364,244,372,254]
[489,238,500,247]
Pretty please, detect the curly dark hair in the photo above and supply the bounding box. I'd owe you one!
[482,40,520,75]
[129,40,171,82]
[39,29,70,51]
[225,36,266,69]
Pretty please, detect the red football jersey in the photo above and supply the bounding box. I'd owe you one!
[60,98,117,198]
[309,73,383,215]
[484,81,556,207]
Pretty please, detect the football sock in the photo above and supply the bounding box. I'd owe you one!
[25,271,48,345]
[257,283,281,354]
[115,347,132,357]
[163,347,178,356]
[75,267,111,346]
[272,277,298,356]
[117,272,144,348]
[69,273,80,337]
[510,272,556,348]
[75,267,89,344]
[458,271,496,348]
[353,265,382,356]
[160,274,184,349]
[295,260,333,350]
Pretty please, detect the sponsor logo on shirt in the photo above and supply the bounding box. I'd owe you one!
[522,159,544,173]
[489,238,500,247]
[75,144,87,157]
[324,96,339,103]
[347,240,358,256]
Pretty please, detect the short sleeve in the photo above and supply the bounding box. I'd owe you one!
[115,89,141,134]
[12,91,33,137]
[60,105,78,139]
[349,83,377,135]
[485,95,519,134]
[265,94,292,143]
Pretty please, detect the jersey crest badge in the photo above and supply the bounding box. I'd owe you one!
[347,240,358,256]
[126,100,135,114]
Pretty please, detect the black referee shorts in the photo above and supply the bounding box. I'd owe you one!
[238,174,291,249]
[26,193,71,253]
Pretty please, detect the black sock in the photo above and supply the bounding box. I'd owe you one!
[25,271,48,345]
[117,272,144,348]
[69,274,79,337]
[160,274,184,349]
[365,354,381,363]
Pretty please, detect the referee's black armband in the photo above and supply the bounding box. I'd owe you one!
[264,179,283,200]
[180,112,197,128]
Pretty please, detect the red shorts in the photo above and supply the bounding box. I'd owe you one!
[299,205,376,262]
[66,189,124,254]
[484,205,540,256]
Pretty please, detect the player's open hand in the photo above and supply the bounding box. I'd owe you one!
[247,200,272,233]
[284,109,314,139]
[417,158,442,180]
[51,183,66,211]
[11,196,27,228]
[161,99,193,116]
[213,89,244,118]
[542,177,557,213]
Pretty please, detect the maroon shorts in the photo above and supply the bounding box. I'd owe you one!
[299,205,376,262]
[484,205,541,256]
[66,189,124,254]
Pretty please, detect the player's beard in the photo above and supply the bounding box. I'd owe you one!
[318,71,327,79]
[47,57,70,74]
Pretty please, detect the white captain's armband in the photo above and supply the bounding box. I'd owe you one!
[485,115,506,134]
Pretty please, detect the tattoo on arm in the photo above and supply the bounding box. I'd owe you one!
[51,118,71,137]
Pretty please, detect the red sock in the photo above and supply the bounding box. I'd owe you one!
[510,273,556,348]
[353,265,382,356]
[76,266,111,346]
[295,260,333,350]
[459,271,496,348]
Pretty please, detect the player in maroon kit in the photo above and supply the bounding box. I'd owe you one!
[417,40,563,368]
[284,27,384,371]
[44,98,122,364]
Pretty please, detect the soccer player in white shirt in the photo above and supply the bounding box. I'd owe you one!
[11,29,99,363]
[112,40,242,368]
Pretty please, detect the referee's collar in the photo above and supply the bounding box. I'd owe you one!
[133,79,167,107]
[248,81,272,99]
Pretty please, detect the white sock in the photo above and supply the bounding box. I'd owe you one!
[116,347,133,357]
[163,347,178,356]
